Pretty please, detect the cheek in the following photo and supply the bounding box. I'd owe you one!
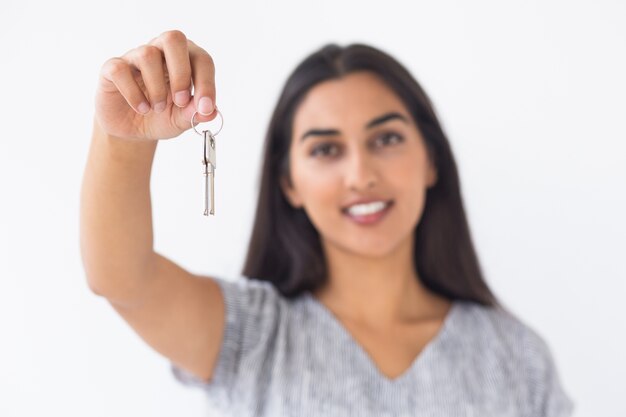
[386,155,424,192]
[293,163,341,208]
[385,153,430,218]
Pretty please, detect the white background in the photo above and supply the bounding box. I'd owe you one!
[1,0,624,416]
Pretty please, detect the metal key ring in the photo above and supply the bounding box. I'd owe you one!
[191,107,223,136]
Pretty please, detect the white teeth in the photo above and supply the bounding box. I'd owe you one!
[346,201,388,216]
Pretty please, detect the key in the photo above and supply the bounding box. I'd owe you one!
[202,160,211,216]
[203,130,217,215]
[191,109,223,217]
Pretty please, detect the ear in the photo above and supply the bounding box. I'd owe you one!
[426,162,438,188]
[280,175,303,208]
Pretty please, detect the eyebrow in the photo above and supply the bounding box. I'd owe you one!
[299,111,409,143]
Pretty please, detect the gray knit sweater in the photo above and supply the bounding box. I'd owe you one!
[171,275,574,417]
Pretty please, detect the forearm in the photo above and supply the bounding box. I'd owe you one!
[80,116,158,301]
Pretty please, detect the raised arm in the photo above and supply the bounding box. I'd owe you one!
[80,117,158,304]
[79,30,225,382]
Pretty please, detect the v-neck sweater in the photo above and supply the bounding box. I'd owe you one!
[170,275,574,416]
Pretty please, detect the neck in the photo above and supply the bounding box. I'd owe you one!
[313,235,449,327]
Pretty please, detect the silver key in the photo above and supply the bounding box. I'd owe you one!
[203,130,217,215]
[191,109,223,217]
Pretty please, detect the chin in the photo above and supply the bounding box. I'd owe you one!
[332,235,402,259]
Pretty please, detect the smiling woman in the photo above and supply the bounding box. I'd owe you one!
[81,29,573,417]
[170,42,574,416]
[249,46,490,305]
[282,71,440,270]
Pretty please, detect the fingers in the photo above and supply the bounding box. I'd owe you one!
[124,46,169,113]
[187,39,217,117]
[149,30,194,108]
[149,32,217,116]
[101,29,218,125]
[100,57,151,115]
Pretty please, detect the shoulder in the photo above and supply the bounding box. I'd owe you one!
[451,300,575,416]
[452,300,553,366]
[450,300,558,376]
[213,274,305,330]
[215,274,302,308]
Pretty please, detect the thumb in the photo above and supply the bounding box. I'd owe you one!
[172,98,220,134]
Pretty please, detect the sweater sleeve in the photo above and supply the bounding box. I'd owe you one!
[523,326,575,417]
[169,275,284,409]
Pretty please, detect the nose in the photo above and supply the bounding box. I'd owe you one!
[344,149,379,191]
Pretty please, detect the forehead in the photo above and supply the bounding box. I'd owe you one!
[292,71,408,132]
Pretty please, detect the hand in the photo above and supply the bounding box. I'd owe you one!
[94,30,217,141]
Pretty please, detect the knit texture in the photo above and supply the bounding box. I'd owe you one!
[171,275,574,416]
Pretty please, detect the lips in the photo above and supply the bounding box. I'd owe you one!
[342,200,394,225]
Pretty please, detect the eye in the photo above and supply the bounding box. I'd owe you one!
[374,132,404,147]
[310,143,339,158]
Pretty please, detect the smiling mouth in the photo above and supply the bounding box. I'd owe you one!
[341,200,394,225]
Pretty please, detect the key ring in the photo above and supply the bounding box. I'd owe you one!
[191,107,224,136]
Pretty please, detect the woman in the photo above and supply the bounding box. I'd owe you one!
[81,30,574,416]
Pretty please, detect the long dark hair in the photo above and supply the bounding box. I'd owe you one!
[241,43,500,307]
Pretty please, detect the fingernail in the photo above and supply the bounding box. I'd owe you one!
[174,90,190,107]
[198,97,214,115]
[154,101,166,113]
[138,102,150,114]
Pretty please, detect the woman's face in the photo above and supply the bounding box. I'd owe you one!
[281,70,437,258]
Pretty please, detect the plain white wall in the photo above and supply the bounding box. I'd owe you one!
[1,0,624,416]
